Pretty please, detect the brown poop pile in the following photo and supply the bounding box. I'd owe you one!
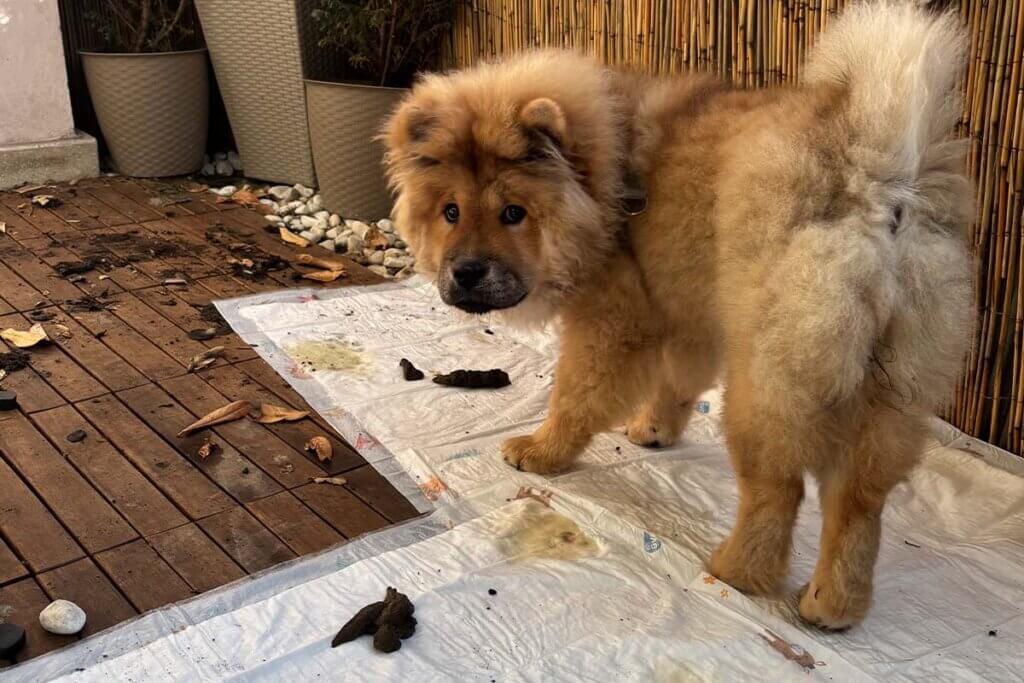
[433,369,510,389]
[331,587,416,653]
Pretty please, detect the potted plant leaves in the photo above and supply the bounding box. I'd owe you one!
[306,0,455,219]
[81,0,208,177]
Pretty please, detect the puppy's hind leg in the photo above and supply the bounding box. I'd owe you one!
[625,343,717,448]
[798,407,924,630]
[709,369,806,596]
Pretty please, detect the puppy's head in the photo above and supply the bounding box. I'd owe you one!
[383,51,623,319]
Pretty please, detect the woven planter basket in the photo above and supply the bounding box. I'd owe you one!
[305,81,404,220]
[194,0,316,186]
[81,49,208,178]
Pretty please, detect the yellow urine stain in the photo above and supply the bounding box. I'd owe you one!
[285,339,368,373]
[495,501,598,561]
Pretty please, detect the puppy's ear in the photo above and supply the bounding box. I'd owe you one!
[519,97,569,149]
[384,99,437,150]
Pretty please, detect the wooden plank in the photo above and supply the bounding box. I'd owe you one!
[0,578,69,663]
[0,537,27,585]
[0,345,64,414]
[133,285,257,364]
[51,228,160,292]
[0,242,85,303]
[89,223,216,284]
[343,465,420,524]
[292,482,389,540]
[203,364,364,474]
[246,491,344,555]
[159,374,324,488]
[67,188,133,228]
[94,539,195,612]
[77,394,235,520]
[81,183,165,224]
[45,193,104,230]
[37,558,138,637]
[129,178,214,216]
[0,456,83,572]
[191,274,263,299]
[0,260,51,311]
[43,308,148,392]
[147,523,246,593]
[32,405,187,536]
[116,383,282,504]
[0,413,138,553]
[198,506,295,573]
[0,312,106,403]
[0,296,12,316]
[0,203,46,242]
[107,291,212,367]
[64,306,184,381]
[0,194,74,235]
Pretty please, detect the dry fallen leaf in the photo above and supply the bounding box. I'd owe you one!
[188,346,225,372]
[197,437,220,460]
[311,476,347,486]
[302,269,347,282]
[364,228,389,250]
[296,253,347,271]
[279,227,310,247]
[178,399,253,437]
[227,256,256,269]
[15,183,50,194]
[305,436,333,462]
[216,188,261,207]
[257,403,310,424]
[31,194,61,208]
[1,323,50,348]
[0,221,6,234]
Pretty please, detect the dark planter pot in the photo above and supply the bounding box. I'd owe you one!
[81,49,209,177]
[305,80,405,220]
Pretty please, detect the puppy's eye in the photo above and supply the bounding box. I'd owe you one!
[443,203,459,224]
[500,205,526,225]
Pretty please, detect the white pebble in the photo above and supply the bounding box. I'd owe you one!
[268,185,298,202]
[277,200,302,216]
[325,227,339,240]
[384,255,414,269]
[365,250,385,265]
[376,218,395,233]
[346,220,373,240]
[309,227,326,241]
[214,185,237,197]
[200,162,215,177]
[328,214,342,228]
[319,239,336,252]
[299,230,319,243]
[300,215,318,228]
[215,160,234,176]
[367,265,388,277]
[384,247,404,259]
[395,239,407,249]
[265,215,283,224]
[294,204,311,216]
[314,210,330,220]
[306,195,324,213]
[346,235,364,254]
[39,600,86,635]
[214,151,228,161]
[227,151,242,171]
[294,184,314,198]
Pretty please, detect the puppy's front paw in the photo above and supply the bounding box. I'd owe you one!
[501,434,574,474]
[624,413,676,449]
[797,579,867,631]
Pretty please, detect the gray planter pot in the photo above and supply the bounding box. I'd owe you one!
[305,80,405,220]
[81,49,208,177]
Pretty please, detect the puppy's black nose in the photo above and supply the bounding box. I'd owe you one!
[452,260,488,289]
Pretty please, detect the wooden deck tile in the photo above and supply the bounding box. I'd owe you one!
[0,456,83,572]
[198,506,295,573]
[147,523,246,593]
[246,491,344,555]
[94,539,195,612]
[37,558,138,637]
[0,578,70,664]
[292,482,389,540]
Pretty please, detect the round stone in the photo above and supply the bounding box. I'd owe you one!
[39,599,86,635]
[328,214,342,228]
[365,250,385,265]
[319,239,336,252]
[376,218,395,233]
[214,185,236,197]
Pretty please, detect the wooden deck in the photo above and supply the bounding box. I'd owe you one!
[0,176,419,666]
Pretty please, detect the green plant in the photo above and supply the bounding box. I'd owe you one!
[88,0,197,53]
[312,0,455,87]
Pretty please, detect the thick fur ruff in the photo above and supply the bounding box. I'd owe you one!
[383,1,975,629]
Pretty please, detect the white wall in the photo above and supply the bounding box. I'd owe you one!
[0,0,75,146]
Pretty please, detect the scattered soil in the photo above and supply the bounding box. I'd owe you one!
[399,358,424,381]
[488,588,497,596]
[331,587,416,653]
[55,259,96,278]
[66,429,87,443]
[27,309,55,322]
[64,295,113,313]
[433,369,511,389]
[87,232,186,261]
[0,350,30,373]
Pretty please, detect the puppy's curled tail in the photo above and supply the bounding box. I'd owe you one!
[804,1,967,180]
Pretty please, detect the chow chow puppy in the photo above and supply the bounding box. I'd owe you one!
[383,1,974,629]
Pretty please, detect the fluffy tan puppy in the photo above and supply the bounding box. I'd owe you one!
[383,1,974,629]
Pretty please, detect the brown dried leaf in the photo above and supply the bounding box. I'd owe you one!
[302,269,347,282]
[0,221,6,234]
[177,399,253,437]
[311,476,347,486]
[187,346,225,372]
[197,437,220,460]
[280,227,310,247]
[296,253,347,271]
[227,256,256,269]
[305,436,333,462]
[364,228,389,250]
[256,403,310,424]
[229,189,261,207]
[0,323,49,348]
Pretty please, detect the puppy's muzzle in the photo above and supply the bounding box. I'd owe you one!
[439,258,527,314]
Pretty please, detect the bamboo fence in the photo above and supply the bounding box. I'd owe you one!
[448,0,1024,456]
